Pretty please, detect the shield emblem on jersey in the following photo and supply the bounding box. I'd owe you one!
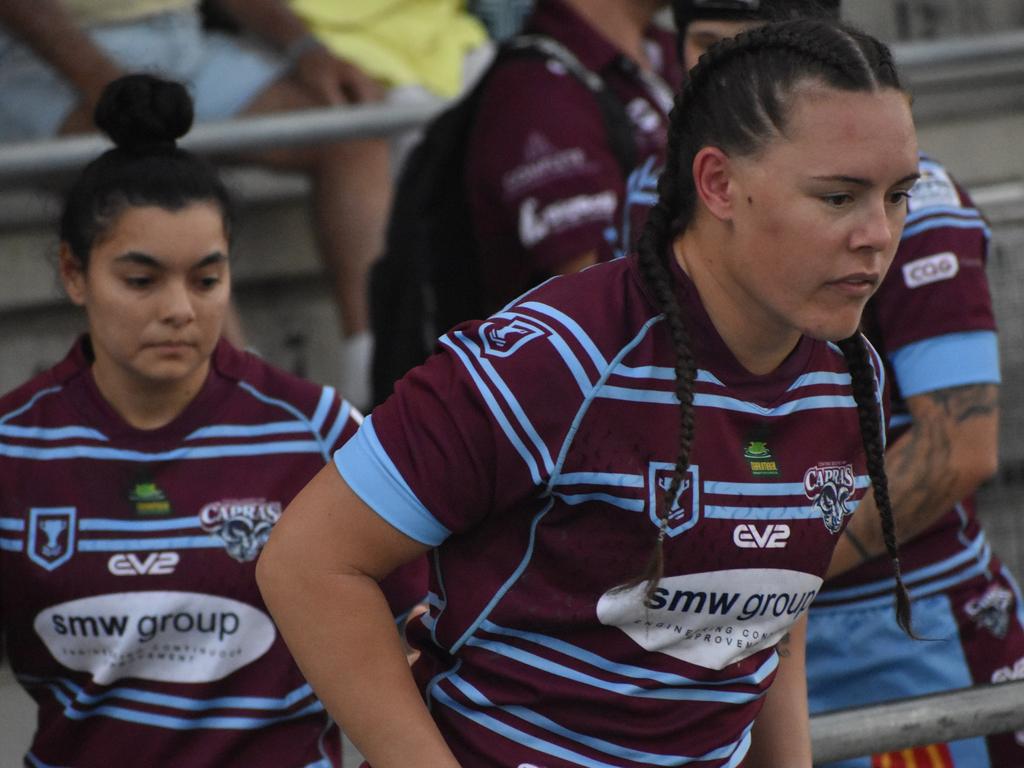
[647,463,700,537]
[479,318,544,358]
[27,507,77,571]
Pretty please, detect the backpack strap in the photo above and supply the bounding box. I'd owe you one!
[499,33,638,176]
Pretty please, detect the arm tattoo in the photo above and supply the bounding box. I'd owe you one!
[926,383,999,424]
[885,383,998,544]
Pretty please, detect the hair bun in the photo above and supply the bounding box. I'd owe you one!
[94,74,194,153]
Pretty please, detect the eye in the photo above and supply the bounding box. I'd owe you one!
[123,275,153,289]
[196,275,222,289]
[822,193,853,208]
[888,190,912,206]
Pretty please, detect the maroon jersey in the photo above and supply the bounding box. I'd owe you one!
[0,338,372,767]
[337,254,888,767]
[466,0,681,313]
[817,155,1001,609]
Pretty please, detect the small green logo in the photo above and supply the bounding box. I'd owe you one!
[129,480,172,515]
[744,441,780,477]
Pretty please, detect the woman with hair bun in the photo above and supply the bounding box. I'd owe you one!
[0,73,419,767]
[258,18,920,768]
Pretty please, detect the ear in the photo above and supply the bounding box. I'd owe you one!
[691,146,738,222]
[58,243,87,306]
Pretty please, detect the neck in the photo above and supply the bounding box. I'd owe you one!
[91,357,209,431]
[673,230,801,376]
[561,0,661,69]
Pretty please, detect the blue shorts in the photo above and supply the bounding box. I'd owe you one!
[0,10,287,142]
[807,566,1024,767]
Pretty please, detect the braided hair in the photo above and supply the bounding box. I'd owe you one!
[632,18,913,634]
[60,74,234,269]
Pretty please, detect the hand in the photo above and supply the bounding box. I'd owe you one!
[294,45,385,105]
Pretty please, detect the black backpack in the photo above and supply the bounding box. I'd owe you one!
[369,34,637,407]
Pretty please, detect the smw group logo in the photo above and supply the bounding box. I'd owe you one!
[27,507,76,571]
[34,591,275,684]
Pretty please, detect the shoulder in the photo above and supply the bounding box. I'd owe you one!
[908,155,973,214]
[0,341,86,424]
[213,341,347,421]
[477,48,606,123]
[496,257,658,358]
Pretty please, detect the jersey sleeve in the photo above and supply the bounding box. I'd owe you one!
[466,58,625,276]
[334,310,589,545]
[869,157,1000,398]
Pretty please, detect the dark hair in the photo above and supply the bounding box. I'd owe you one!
[633,18,914,634]
[59,74,234,268]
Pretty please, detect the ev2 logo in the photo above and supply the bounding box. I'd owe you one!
[107,552,180,576]
[733,524,790,549]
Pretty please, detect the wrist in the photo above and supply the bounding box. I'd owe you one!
[283,31,326,67]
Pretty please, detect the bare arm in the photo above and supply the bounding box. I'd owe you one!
[210,0,383,102]
[744,615,811,767]
[828,383,999,577]
[0,0,122,113]
[255,464,460,767]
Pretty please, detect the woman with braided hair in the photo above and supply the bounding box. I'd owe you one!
[257,17,919,768]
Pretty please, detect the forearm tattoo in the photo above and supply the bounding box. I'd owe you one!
[885,383,998,545]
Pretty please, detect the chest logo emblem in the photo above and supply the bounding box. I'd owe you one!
[803,462,856,534]
[744,440,780,477]
[648,462,700,537]
[27,507,77,571]
[199,499,282,562]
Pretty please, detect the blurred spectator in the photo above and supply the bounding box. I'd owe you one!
[0,0,390,408]
[466,0,680,315]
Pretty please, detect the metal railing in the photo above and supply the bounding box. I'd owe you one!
[0,30,1023,182]
[810,679,1024,763]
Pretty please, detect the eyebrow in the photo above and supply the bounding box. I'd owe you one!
[811,173,921,187]
[114,251,228,268]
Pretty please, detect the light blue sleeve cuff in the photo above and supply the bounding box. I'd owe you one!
[333,415,452,547]
[890,331,1001,398]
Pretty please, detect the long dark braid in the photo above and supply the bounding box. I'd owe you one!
[838,336,914,634]
[629,19,913,633]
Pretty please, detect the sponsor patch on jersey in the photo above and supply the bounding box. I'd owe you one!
[964,583,1014,638]
[108,551,180,576]
[502,147,590,196]
[626,97,661,133]
[871,743,953,767]
[128,473,172,516]
[744,440,780,477]
[479,318,546,358]
[518,191,617,247]
[908,164,961,213]
[803,462,856,534]
[199,498,282,562]
[596,568,822,670]
[647,462,700,537]
[733,523,790,549]
[902,252,959,289]
[34,591,276,684]
[27,507,76,571]
[992,655,1024,683]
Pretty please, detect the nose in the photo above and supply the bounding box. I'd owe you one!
[850,198,896,254]
[159,279,196,327]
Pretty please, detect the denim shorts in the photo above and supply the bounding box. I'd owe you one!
[0,9,287,142]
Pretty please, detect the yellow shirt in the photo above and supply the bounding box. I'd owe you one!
[63,0,197,26]
[289,0,488,98]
